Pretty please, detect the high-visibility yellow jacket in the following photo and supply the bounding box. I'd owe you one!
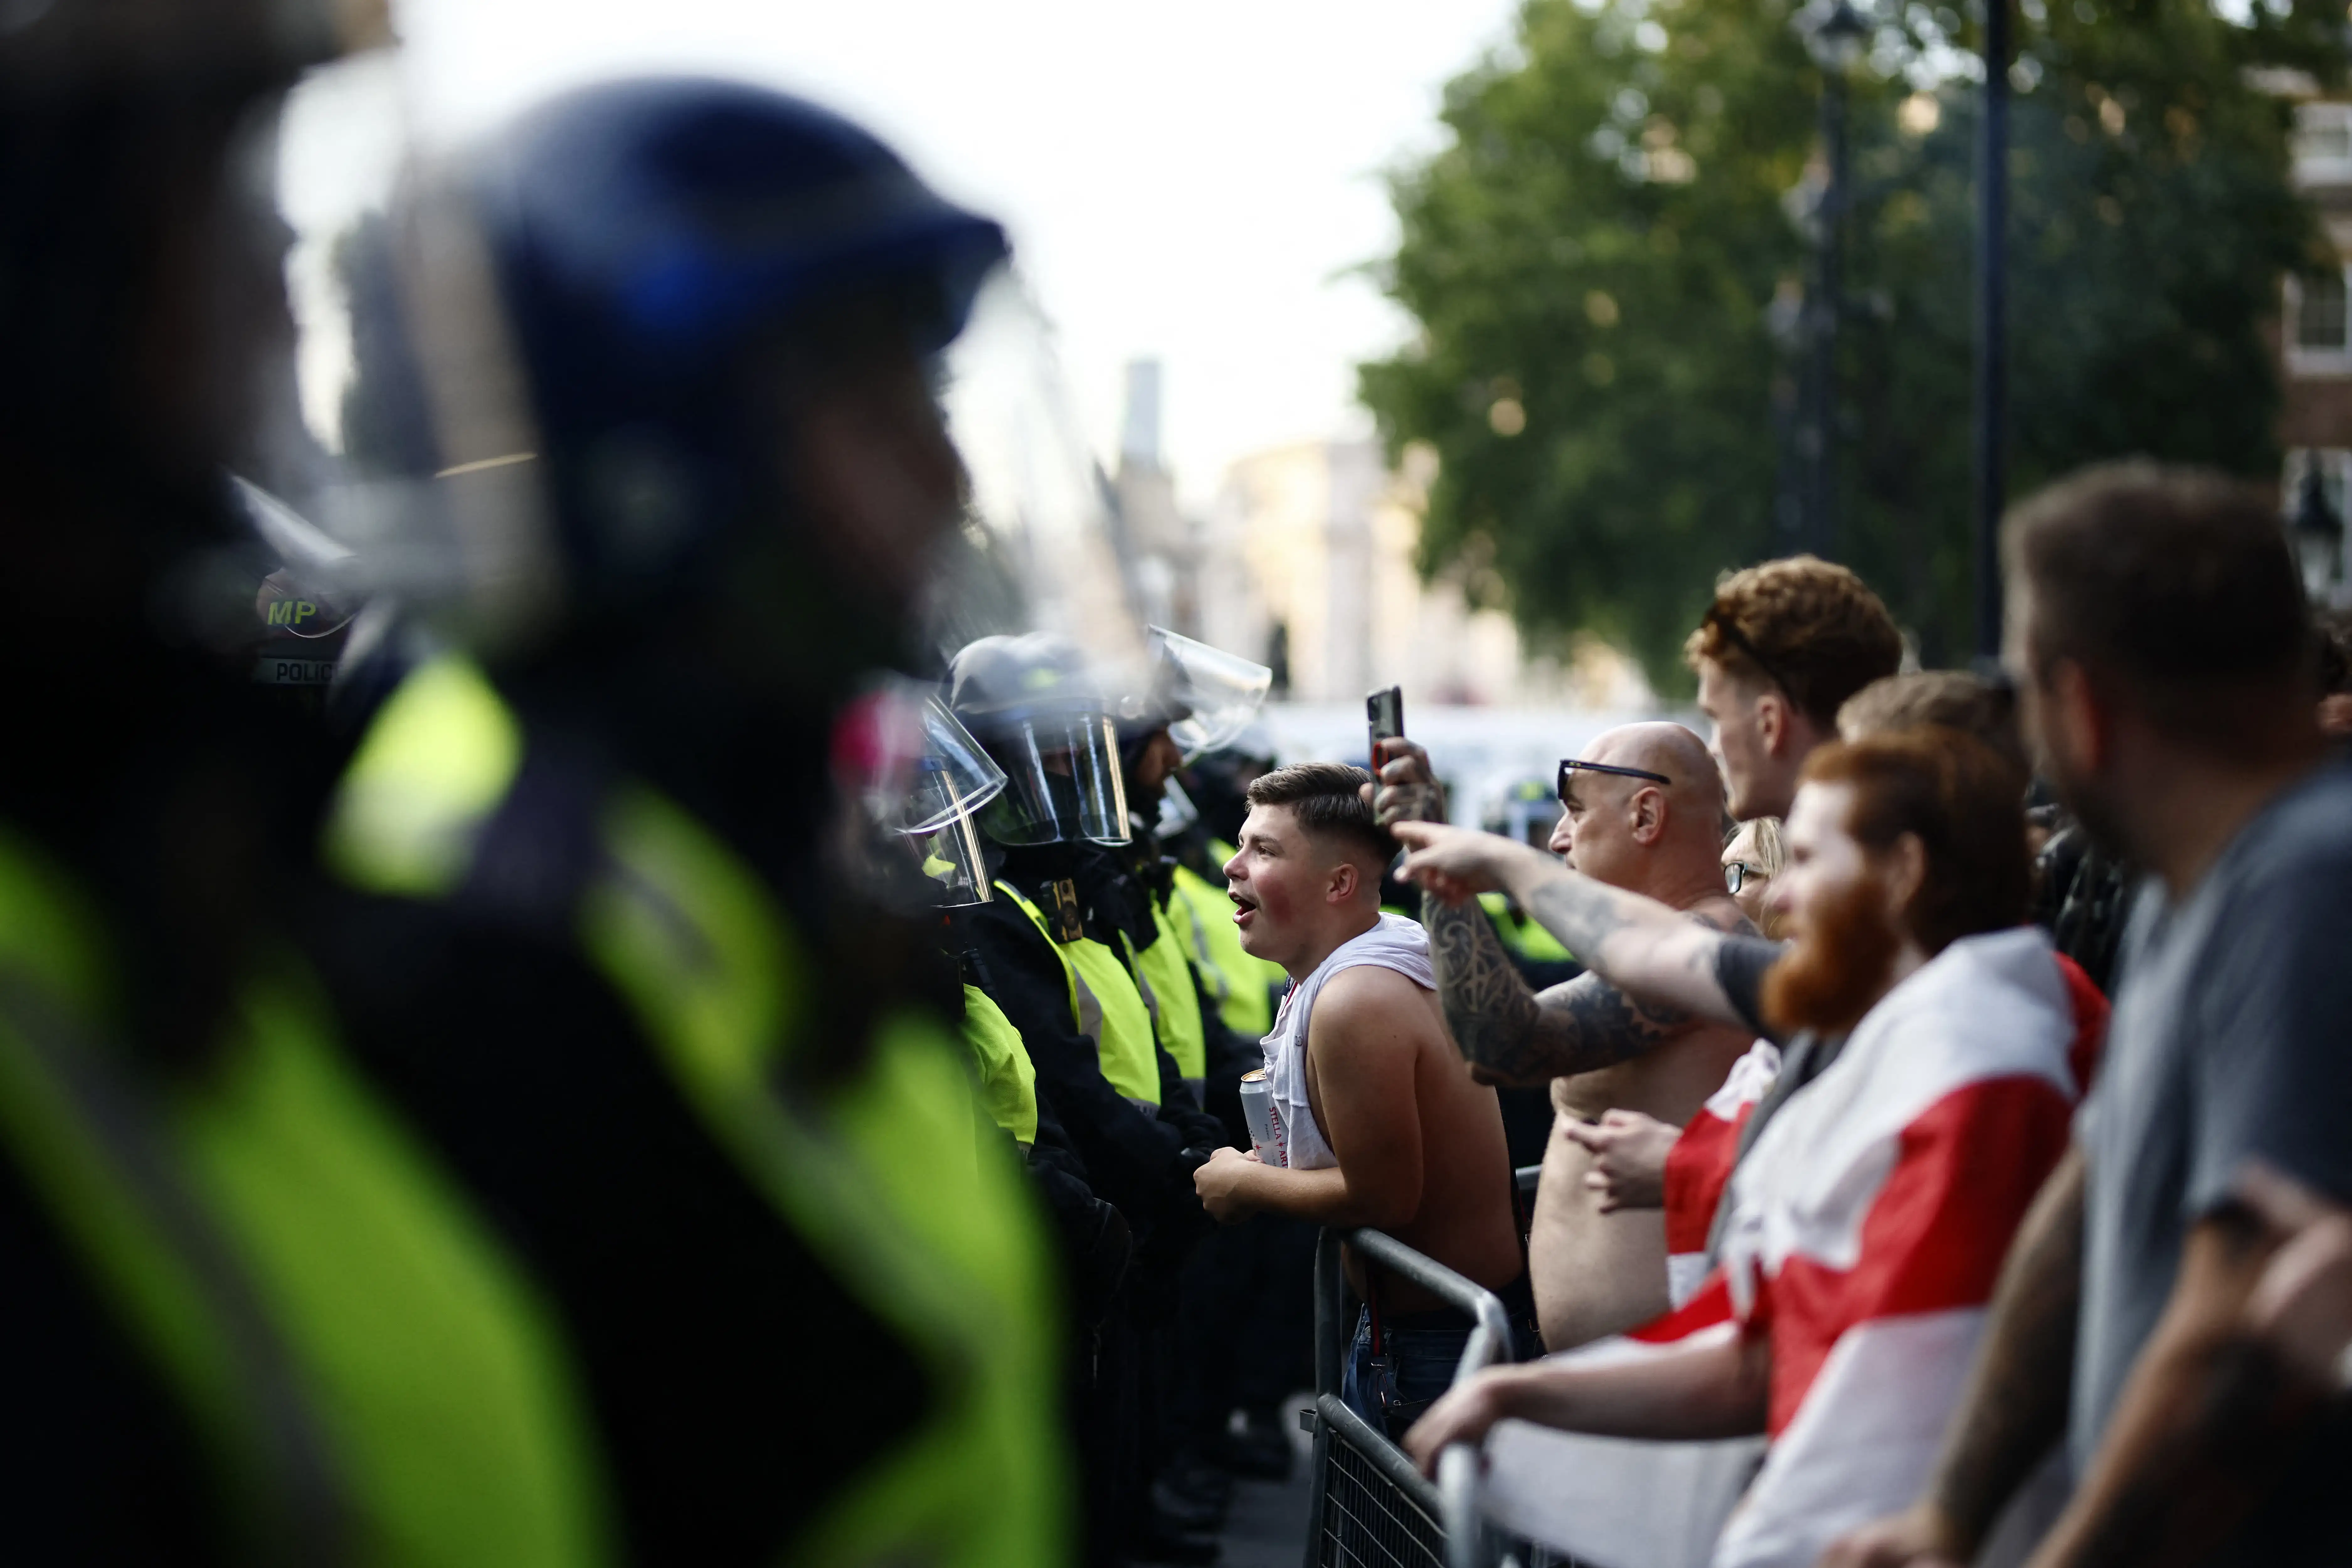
[0,820,614,1564]
[324,653,1069,1568]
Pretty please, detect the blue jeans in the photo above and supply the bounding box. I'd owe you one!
[1341,1307,1476,1442]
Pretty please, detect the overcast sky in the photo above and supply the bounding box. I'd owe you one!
[345,0,1522,507]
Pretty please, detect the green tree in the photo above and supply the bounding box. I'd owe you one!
[1362,0,2343,687]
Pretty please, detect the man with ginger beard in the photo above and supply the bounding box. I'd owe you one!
[1387,728,2080,1568]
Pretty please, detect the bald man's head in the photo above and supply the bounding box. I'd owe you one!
[1552,722,1732,899]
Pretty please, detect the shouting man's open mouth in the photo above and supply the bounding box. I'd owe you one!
[1229,887,1259,931]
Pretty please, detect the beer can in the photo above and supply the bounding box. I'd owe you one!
[1239,1067,1286,1168]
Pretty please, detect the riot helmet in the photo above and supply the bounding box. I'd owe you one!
[877,690,1007,908]
[1112,626,1269,826]
[1136,627,1272,763]
[332,76,1009,681]
[948,633,1129,847]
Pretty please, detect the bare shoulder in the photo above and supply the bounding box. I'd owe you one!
[1311,965,1443,1053]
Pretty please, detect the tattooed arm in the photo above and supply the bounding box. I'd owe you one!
[1424,887,1745,1086]
[1393,822,1750,1030]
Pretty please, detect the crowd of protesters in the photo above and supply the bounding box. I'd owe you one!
[1288,468,2352,1568]
[7,7,2352,1568]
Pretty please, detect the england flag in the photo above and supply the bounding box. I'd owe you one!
[1482,927,2083,1568]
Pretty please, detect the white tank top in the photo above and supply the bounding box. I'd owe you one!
[1260,913,1435,1170]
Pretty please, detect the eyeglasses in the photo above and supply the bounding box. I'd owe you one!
[1557,758,1671,802]
[1724,861,1765,894]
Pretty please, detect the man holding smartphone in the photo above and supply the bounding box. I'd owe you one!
[1371,723,1757,1348]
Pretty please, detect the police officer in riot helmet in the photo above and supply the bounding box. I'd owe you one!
[950,630,1229,1565]
[887,691,1137,1342]
[310,79,1066,1564]
[0,1,640,1558]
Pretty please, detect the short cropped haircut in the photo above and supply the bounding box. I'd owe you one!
[1801,728,2030,956]
[1684,556,1904,728]
[2004,463,2314,753]
[1245,762,1394,869]
[1838,671,2028,782]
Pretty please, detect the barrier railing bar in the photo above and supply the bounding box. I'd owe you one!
[1302,1228,1344,1568]
[1304,1224,1514,1568]
[1343,1227,1513,1400]
[1316,1391,1441,1514]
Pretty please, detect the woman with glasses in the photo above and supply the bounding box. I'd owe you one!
[1720,816,1788,938]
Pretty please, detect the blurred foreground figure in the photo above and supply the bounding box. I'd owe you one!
[0,3,654,1562]
[1827,465,2352,1568]
[316,80,1064,1564]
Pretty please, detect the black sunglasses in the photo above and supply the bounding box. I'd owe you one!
[1557,758,1671,801]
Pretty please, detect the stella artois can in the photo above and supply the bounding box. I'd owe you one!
[1239,1067,1286,1168]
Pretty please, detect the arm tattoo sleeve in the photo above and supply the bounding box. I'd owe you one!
[1524,875,1652,963]
[1424,889,1707,1087]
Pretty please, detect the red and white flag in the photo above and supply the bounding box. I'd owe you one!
[1664,1039,1781,1308]
[1482,927,2081,1568]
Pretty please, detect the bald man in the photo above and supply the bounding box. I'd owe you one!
[1371,724,1756,1349]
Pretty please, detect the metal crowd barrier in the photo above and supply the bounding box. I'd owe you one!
[1300,1224,1529,1568]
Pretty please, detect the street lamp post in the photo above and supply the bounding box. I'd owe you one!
[2292,460,2345,604]
[1796,0,1868,561]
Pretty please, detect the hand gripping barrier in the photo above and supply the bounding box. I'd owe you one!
[1300,1226,1528,1568]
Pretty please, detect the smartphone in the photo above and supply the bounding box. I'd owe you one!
[1366,686,1404,770]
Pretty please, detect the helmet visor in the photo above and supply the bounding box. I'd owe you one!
[1154,775,1201,840]
[982,712,1131,846]
[1150,626,1273,763]
[908,811,994,907]
[903,694,1008,835]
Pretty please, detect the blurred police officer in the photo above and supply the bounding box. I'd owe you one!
[0,4,654,1562]
[311,79,1066,1566]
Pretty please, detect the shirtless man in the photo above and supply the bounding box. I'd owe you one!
[1193,762,1525,1438]
[1371,723,1754,1349]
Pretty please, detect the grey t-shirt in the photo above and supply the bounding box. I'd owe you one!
[2074,758,2352,1561]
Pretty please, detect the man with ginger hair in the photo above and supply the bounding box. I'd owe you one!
[1193,762,1528,1438]
[1389,728,2079,1568]
[1689,555,1905,822]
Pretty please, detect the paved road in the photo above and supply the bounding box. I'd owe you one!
[1215,1393,1317,1568]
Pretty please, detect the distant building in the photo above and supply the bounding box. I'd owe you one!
[1195,437,1650,709]
[1109,359,1197,633]
[2280,88,2352,597]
